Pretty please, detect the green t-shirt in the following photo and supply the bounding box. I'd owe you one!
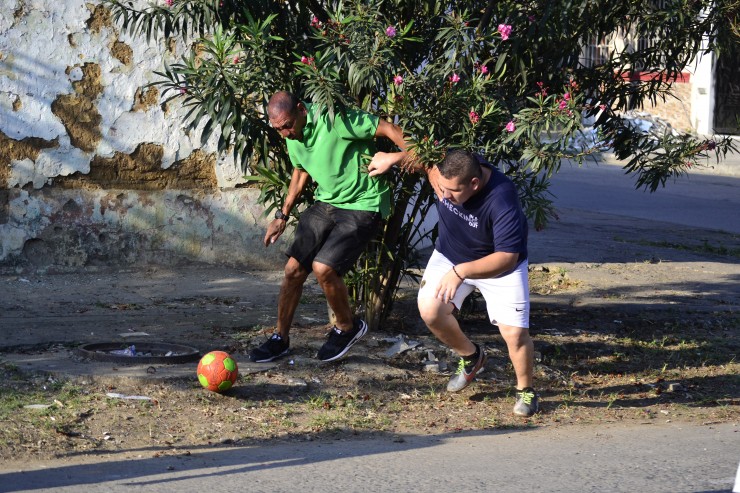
[286,103,391,217]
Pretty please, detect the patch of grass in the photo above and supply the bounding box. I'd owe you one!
[623,238,740,258]
[304,392,335,410]
[529,266,581,295]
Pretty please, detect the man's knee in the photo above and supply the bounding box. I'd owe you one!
[312,261,338,283]
[418,297,451,326]
[499,324,532,347]
[284,258,309,283]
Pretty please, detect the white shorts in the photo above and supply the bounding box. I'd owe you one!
[418,249,530,328]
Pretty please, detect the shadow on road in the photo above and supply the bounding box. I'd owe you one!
[0,427,530,491]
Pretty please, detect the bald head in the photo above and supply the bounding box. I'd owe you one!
[267,91,300,119]
[267,91,307,140]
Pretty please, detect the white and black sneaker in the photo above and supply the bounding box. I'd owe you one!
[317,318,368,362]
[249,333,290,362]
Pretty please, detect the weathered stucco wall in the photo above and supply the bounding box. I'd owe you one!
[0,0,284,271]
[2,187,283,270]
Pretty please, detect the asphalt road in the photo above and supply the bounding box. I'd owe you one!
[1,423,738,493]
[548,158,740,234]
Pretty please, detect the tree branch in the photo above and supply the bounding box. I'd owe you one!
[477,0,497,35]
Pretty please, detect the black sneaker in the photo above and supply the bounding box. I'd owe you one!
[317,319,368,362]
[446,344,487,392]
[513,387,540,416]
[249,333,290,362]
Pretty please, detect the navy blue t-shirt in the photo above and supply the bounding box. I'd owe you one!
[435,161,528,273]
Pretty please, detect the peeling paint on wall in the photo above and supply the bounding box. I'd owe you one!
[110,40,133,66]
[0,130,60,188]
[132,86,159,112]
[0,0,240,186]
[85,3,112,34]
[55,144,217,190]
[0,0,262,270]
[50,62,104,153]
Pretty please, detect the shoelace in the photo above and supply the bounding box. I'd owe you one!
[455,357,467,375]
[518,390,535,404]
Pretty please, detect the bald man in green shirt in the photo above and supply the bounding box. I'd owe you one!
[249,91,408,363]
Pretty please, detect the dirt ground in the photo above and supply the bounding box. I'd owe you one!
[0,206,738,464]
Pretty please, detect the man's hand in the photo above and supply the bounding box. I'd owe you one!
[264,219,287,247]
[367,151,398,177]
[434,269,463,304]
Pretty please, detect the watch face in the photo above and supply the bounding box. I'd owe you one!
[275,210,286,219]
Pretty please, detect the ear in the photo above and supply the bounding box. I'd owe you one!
[470,176,481,191]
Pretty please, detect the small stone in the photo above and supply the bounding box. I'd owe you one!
[667,382,684,392]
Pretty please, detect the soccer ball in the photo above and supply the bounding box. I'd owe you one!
[197,351,238,392]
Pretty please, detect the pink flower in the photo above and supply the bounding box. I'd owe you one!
[164,0,173,6]
[480,65,489,74]
[233,56,239,64]
[386,26,396,37]
[301,56,309,64]
[311,16,321,28]
[179,86,187,94]
[393,75,403,86]
[449,73,460,84]
[563,92,571,101]
[558,99,568,110]
[469,110,480,124]
[599,104,607,111]
[497,24,512,41]
[536,82,548,97]
[505,120,516,132]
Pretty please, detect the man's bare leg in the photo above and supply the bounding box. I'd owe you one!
[498,323,534,389]
[276,257,310,339]
[313,261,353,331]
[418,297,477,357]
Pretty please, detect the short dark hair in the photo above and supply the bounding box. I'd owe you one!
[267,91,300,118]
[437,149,482,182]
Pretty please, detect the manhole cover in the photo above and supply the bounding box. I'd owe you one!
[76,342,201,364]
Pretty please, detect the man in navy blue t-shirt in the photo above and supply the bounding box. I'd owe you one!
[418,149,539,417]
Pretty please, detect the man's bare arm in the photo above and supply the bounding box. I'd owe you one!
[264,167,311,246]
[367,119,409,177]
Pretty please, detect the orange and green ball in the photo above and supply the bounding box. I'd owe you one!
[197,351,238,392]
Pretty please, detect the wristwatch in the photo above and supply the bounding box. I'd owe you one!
[274,209,287,220]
